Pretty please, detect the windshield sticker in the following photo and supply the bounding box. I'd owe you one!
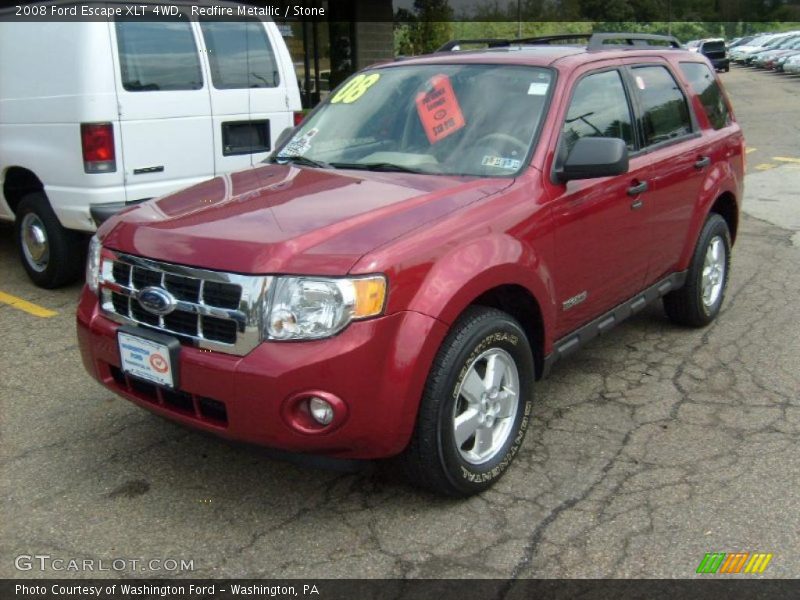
[527,82,549,96]
[635,75,646,90]
[482,156,522,170]
[415,74,466,144]
[330,73,381,104]
[279,128,318,157]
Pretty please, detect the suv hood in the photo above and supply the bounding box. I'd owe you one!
[100,164,510,275]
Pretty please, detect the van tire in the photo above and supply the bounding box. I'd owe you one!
[399,306,534,497]
[15,192,83,288]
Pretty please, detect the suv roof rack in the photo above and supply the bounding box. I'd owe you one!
[436,33,681,53]
[587,33,682,50]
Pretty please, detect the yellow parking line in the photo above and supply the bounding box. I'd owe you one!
[746,147,758,154]
[754,163,777,171]
[773,156,800,164]
[0,291,57,318]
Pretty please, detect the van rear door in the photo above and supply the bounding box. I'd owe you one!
[110,16,215,202]
[196,19,294,173]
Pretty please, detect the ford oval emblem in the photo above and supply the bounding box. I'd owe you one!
[137,286,177,316]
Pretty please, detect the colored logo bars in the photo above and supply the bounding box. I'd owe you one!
[696,552,773,574]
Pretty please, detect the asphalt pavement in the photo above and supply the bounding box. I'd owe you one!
[1,65,799,579]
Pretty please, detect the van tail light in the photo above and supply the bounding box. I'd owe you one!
[293,112,305,127]
[81,123,116,173]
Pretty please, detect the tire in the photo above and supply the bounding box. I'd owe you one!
[15,192,83,288]
[399,306,535,497]
[663,213,731,328]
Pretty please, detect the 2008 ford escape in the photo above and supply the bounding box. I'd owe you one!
[77,33,744,496]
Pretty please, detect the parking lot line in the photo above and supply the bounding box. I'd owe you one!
[773,156,800,164]
[746,147,758,154]
[0,290,57,317]
[755,163,777,171]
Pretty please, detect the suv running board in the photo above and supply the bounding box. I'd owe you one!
[541,271,688,378]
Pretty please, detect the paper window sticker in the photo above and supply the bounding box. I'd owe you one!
[415,74,467,144]
[527,82,549,95]
[280,128,317,157]
[635,75,646,90]
[482,156,522,169]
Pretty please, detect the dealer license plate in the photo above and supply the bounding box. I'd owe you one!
[118,331,175,388]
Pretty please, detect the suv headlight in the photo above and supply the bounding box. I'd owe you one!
[86,235,101,293]
[264,275,387,340]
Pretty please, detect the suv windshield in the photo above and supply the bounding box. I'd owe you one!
[274,64,553,177]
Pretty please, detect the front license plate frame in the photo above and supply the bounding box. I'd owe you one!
[117,326,181,389]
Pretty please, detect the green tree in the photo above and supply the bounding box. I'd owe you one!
[393,0,454,55]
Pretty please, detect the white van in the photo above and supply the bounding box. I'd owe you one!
[0,4,301,287]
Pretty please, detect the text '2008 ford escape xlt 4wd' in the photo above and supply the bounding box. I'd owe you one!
[77,33,744,496]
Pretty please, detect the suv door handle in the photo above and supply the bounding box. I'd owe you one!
[694,156,711,169]
[627,181,648,197]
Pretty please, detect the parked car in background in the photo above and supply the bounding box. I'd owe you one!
[727,36,755,50]
[775,50,800,72]
[784,53,800,74]
[694,38,730,72]
[77,33,744,496]
[734,32,798,64]
[0,4,301,288]
[751,36,800,68]
[730,34,773,61]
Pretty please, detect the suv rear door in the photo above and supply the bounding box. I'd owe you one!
[620,59,709,283]
[110,15,215,202]
[545,64,653,338]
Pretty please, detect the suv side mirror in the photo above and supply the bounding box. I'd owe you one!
[558,137,629,182]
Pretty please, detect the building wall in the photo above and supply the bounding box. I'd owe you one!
[354,0,394,68]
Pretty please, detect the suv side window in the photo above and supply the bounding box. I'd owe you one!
[115,18,203,91]
[561,70,635,155]
[199,20,280,89]
[678,62,731,130]
[630,65,692,146]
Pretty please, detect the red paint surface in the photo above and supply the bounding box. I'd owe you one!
[80,48,744,458]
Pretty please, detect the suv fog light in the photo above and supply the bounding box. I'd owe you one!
[309,397,334,425]
[282,391,348,434]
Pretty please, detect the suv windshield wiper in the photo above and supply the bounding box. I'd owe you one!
[328,161,429,174]
[273,155,330,169]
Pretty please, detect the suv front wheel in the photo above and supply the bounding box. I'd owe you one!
[664,213,732,327]
[400,306,534,496]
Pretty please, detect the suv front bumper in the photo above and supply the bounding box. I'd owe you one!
[76,288,447,459]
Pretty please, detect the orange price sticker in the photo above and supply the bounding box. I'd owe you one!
[415,75,466,144]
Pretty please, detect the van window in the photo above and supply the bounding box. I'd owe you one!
[631,65,692,146]
[116,18,203,91]
[679,63,731,130]
[561,70,635,154]
[199,20,280,89]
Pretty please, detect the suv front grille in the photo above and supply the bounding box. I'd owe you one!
[99,253,269,356]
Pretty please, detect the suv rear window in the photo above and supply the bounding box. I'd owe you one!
[679,63,731,130]
[199,20,280,89]
[631,65,692,146]
[116,18,203,91]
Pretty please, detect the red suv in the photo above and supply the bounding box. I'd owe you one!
[77,33,743,496]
